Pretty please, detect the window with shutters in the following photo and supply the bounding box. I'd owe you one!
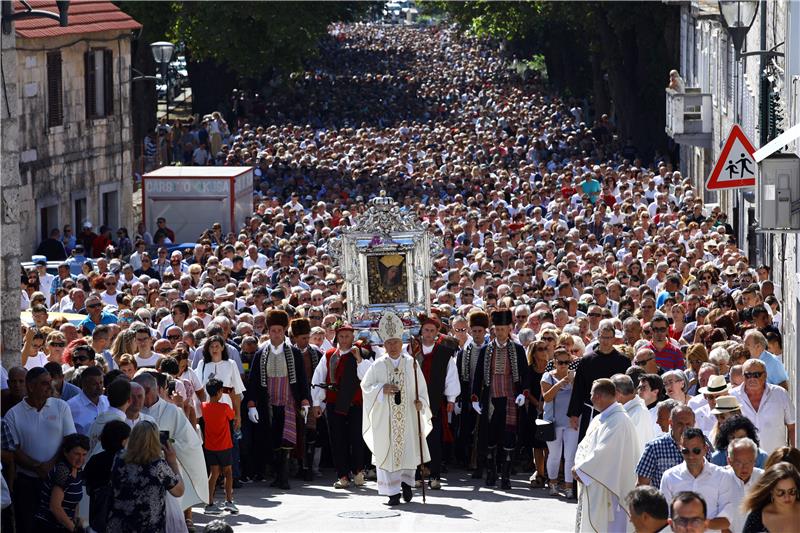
[84,48,114,119]
[46,51,63,127]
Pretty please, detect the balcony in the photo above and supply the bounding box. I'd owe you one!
[665,88,713,148]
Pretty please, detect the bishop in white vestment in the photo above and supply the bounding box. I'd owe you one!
[574,379,641,533]
[362,313,432,505]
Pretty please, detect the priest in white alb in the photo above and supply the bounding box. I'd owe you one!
[612,373,654,458]
[362,312,432,506]
[136,372,209,533]
[573,378,641,533]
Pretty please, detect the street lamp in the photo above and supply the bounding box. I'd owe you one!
[150,41,175,121]
[718,0,758,59]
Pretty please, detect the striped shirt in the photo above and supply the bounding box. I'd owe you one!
[34,461,84,527]
[647,340,685,370]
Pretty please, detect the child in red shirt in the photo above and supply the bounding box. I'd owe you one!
[201,378,237,514]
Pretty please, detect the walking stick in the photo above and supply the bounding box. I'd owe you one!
[413,358,427,504]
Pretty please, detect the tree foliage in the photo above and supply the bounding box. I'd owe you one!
[428,1,680,161]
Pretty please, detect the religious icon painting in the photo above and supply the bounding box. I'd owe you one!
[367,253,409,305]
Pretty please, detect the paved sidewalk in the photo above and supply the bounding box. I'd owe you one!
[191,469,578,532]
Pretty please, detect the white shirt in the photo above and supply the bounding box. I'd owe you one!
[722,466,763,533]
[24,351,48,370]
[694,403,717,436]
[180,367,205,418]
[660,460,734,528]
[100,291,118,308]
[135,352,161,368]
[244,254,268,270]
[5,397,76,476]
[195,358,246,409]
[310,348,373,407]
[67,392,110,436]
[731,383,796,453]
[688,393,707,411]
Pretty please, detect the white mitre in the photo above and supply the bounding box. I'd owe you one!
[378,312,404,342]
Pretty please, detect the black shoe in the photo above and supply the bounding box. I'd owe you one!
[485,469,496,487]
[471,468,483,480]
[232,478,243,489]
[386,493,402,506]
[500,476,511,490]
[303,468,314,482]
[252,473,264,482]
[401,482,413,502]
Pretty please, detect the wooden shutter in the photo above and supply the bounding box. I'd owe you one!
[46,51,63,127]
[103,49,113,116]
[85,50,95,119]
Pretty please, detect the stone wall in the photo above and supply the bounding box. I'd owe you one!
[15,31,135,257]
[1,20,23,367]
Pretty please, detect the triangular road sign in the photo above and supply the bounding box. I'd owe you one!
[707,124,757,190]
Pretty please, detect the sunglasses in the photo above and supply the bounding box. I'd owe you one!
[681,447,703,456]
[773,488,798,498]
[167,335,181,341]
[556,360,570,365]
[635,357,654,366]
[743,371,764,379]
[308,315,323,320]
[49,342,66,347]
[588,313,601,318]
[87,303,101,309]
[671,517,705,528]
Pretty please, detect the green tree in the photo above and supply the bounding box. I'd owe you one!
[429,1,680,161]
[116,1,374,117]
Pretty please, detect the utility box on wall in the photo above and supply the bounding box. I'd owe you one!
[757,154,800,232]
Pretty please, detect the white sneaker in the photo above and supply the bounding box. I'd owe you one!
[334,477,350,489]
[429,478,442,490]
[224,500,239,514]
[354,471,366,486]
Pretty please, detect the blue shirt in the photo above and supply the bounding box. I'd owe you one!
[759,350,788,385]
[65,255,87,276]
[710,448,768,468]
[60,381,81,402]
[78,312,118,333]
[581,178,601,203]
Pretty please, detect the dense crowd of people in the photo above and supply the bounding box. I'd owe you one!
[8,21,799,533]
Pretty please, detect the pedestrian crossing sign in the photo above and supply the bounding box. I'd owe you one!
[707,124,757,190]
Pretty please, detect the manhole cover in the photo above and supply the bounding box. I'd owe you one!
[337,510,401,519]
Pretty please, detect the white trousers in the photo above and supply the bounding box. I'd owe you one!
[376,468,415,496]
[545,426,579,482]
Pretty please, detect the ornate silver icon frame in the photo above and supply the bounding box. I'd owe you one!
[329,193,441,336]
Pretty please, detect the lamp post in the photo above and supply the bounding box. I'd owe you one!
[718,0,758,59]
[150,41,175,121]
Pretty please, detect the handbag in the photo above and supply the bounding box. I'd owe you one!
[534,375,556,442]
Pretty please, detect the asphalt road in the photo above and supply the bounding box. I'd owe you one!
[190,468,578,532]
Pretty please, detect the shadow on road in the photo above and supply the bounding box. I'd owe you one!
[400,501,475,519]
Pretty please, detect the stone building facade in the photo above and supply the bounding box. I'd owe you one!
[668,0,800,442]
[0,1,140,365]
[15,7,141,258]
